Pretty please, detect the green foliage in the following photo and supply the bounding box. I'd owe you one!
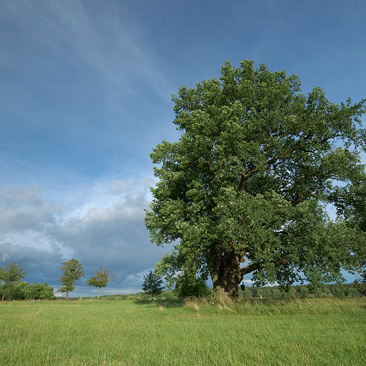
[0,262,26,301]
[86,267,110,299]
[142,271,164,300]
[24,282,55,300]
[354,271,366,296]
[58,258,84,299]
[146,59,366,298]
[174,273,211,298]
[239,283,365,300]
[1,282,55,300]
[4,281,29,300]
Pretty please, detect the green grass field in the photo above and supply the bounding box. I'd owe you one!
[1,298,365,365]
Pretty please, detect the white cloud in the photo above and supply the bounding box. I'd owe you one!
[0,186,60,233]
[48,179,166,280]
[109,179,134,196]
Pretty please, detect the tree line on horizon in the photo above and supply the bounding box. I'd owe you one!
[1,259,366,302]
[0,259,169,301]
[0,259,177,301]
[0,259,111,301]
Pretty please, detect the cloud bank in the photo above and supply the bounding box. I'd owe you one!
[0,179,168,296]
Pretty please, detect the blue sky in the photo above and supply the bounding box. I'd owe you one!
[1,0,365,297]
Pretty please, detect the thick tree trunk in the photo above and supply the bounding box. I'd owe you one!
[66,290,69,301]
[98,287,101,300]
[210,250,242,300]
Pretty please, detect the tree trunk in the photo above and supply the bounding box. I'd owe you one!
[210,250,242,300]
[1,290,5,301]
[98,287,101,300]
[66,290,69,301]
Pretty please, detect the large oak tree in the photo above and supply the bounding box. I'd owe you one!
[145,60,366,299]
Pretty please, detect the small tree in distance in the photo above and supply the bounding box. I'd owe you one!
[87,267,110,300]
[142,271,164,301]
[0,262,26,301]
[58,259,84,301]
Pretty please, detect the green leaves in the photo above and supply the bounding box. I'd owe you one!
[0,262,26,301]
[0,262,26,284]
[86,267,110,300]
[87,267,110,289]
[59,258,84,296]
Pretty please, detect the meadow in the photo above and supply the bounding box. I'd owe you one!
[0,298,365,366]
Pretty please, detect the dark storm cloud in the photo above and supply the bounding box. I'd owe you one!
[48,189,168,289]
[0,241,63,287]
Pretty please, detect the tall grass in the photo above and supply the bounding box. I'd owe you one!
[1,298,365,365]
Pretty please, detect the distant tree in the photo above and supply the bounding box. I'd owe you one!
[25,283,55,300]
[58,259,84,300]
[6,282,55,301]
[0,262,26,301]
[7,281,29,300]
[86,267,110,300]
[354,266,366,296]
[142,271,164,300]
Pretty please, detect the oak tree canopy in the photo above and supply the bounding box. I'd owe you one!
[145,60,366,299]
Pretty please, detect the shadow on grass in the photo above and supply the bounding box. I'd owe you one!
[133,299,184,308]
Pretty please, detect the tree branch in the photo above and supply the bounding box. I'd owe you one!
[238,135,313,191]
[240,262,261,276]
